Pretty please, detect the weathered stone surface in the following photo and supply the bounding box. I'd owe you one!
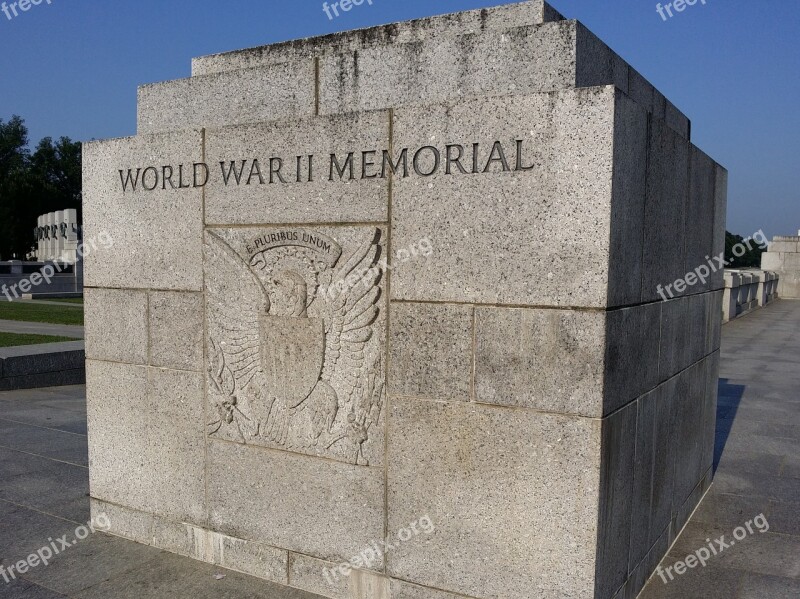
[604,302,661,415]
[203,112,390,225]
[391,88,616,308]
[608,92,648,306]
[387,397,601,599]
[203,226,387,467]
[149,291,204,372]
[192,1,564,76]
[596,401,637,599]
[84,288,147,365]
[318,21,578,116]
[712,164,729,289]
[474,306,605,415]
[389,302,473,403]
[208,440,384,567]
[138,63,315,134]
[288,552,348,599]
[83,131,204,291]
[641,118,689,302]
[86,360,149,511]
[686,146,717,294]
[146,368,206,523]
[87,362,205,523]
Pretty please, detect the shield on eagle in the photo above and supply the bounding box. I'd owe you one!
[260,315,325,410]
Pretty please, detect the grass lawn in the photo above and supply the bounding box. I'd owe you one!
[40,298,84,304]
[0,332,76,348]
[0,301,84,326]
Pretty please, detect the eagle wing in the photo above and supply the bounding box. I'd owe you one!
[320,230,382,407]
[206,231,295,443]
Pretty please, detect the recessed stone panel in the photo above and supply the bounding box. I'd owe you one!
[204,226,387,467]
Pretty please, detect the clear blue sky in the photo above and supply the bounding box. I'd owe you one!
[1,0,797,237]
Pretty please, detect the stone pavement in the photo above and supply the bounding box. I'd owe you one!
[640,299,800,598]
[0,302,798,598]
[0,386,324,598]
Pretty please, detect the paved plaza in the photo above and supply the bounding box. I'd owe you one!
[0,301,798,598]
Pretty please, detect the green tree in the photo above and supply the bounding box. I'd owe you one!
[725,231,766,268]
[0,116,82,260]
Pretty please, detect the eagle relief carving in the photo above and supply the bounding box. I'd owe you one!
[205,227,385,466]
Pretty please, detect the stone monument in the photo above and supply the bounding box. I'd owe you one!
[83,2,727,598]
[34,208,81,263]
[762,235,800,298]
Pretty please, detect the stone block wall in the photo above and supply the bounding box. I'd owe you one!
[82,2,726,598]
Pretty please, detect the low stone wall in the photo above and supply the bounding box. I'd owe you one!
[761,235,800,298]
[0,341,86,391]
[723,269,779,323]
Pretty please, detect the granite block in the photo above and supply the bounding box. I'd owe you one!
[146,368,206,524]
[389,302,473,402]
[90,498,154,546]
[148,291,204,371]
[138,62,315,134]
[659,297,690,381]
[672,361,708,510]
[642,117,689,302]
[608,91,648,306]
[685,146,717,294]
[318,21,579,116]
[84,288,147,365]
[208,440,384,567]
[768,240,798,253]
[387,397,601,599]
[604,302,661,415]
[86,360,150,511]
[712,164,729,287]
[82,131,204,291]
[391,88,617,307]
[288,552,348,599]
[474,306,605,416]
[596,401,637,599]
[192,1,564,76]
